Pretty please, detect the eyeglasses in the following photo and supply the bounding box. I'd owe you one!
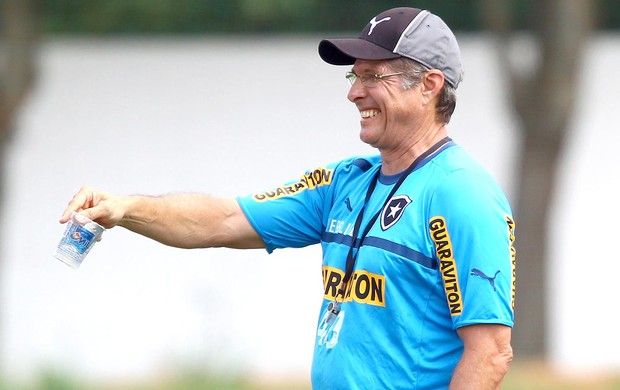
[345,71,403,86]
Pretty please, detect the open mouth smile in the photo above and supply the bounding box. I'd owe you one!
[360,109,380,119]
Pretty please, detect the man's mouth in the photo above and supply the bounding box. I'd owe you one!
[360,109,380,119]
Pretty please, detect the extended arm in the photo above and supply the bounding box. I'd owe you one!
[59,186,265,249]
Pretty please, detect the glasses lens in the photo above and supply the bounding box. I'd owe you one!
[345,72,357,85]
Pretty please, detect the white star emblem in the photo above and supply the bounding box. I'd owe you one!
[388,203,402,219]
[380,195,412,231]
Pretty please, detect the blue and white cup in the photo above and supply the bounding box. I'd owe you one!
[54,211,105,269]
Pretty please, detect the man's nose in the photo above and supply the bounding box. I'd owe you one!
[347,79,367,102]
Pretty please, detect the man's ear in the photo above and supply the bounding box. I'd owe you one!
[420,70,445,103]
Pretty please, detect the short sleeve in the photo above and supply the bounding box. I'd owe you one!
[428,166,515,328]
[237,165,336,253]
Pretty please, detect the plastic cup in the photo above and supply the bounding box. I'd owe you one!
[54,211,105,269]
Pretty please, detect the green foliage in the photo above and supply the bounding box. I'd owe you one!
[41,0,620,35]
[41,0,243,34]
[38,0,620,35]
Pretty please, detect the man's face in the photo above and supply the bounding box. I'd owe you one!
[347,59,424,152]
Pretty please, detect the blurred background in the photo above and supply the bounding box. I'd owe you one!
[1,0,619,389]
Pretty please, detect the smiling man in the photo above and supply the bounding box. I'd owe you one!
[61,7,515,390]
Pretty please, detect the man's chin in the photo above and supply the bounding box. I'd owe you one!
[359,132,379,148]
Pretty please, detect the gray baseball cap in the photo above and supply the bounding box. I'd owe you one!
[318,7,463,88]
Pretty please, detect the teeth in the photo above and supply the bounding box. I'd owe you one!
[360,109,379,118]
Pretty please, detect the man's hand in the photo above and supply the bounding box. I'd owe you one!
[59,186,127,229]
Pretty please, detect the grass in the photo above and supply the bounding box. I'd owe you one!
[0,369,312,390]
[503,360,620,390]
[2,360,619,389]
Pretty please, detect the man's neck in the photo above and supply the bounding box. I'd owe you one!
[380,125,449,175]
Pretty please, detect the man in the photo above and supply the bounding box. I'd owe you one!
[60,7,515,389]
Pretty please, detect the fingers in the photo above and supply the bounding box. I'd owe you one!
[59,186,107,224]
[60,186,90,223]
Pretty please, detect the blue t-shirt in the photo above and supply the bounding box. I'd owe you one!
[237,141,516,389]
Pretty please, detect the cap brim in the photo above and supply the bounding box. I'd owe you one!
[319,38,400,65]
